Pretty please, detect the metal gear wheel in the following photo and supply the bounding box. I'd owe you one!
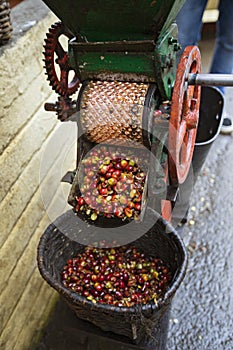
[43,22,80,96]
[44,96,77,121]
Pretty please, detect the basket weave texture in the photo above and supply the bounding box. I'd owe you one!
[37,209,187,343]
[0,1,12,45]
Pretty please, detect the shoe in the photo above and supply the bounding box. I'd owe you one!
[220,117,233,135]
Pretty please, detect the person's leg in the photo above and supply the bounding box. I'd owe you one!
[210,0,233,133]
[176,0,208,48]
[210,0,233,76]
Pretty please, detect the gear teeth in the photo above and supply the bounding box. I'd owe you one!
[49,26,57,32]
[48,76,55,82]
[44,40,51,46]
[44,49,52,54]
[46,33,55,39]
[51,22,61,28]
[43,21,79,97]
[44,55,53,60]
[43,63,52,69]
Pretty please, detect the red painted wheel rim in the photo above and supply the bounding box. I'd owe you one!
[169,46,201,184]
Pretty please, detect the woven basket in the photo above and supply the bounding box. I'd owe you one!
[37,208,187,344]
[0,1,12,45]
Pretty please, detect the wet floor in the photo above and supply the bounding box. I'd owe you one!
[167,132,233,350]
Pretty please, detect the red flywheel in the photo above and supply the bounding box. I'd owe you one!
[169,46,201,185]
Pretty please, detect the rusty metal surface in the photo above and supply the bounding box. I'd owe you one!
[78,72,155,84]
[79,81,149,145]
[43,22,80,97]
[169,46,201,185]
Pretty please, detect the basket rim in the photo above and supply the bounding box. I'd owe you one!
[37,209,188,315]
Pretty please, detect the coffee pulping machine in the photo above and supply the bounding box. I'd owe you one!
[40,0,233,225]
[37,0,233,348]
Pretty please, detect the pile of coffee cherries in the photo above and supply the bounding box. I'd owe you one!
[74,147,147,222]
[61,246,172,307]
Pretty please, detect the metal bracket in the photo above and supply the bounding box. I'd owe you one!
[61,171,76,184]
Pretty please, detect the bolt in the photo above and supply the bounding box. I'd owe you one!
[173,43,181,52]
[168,37,178,45]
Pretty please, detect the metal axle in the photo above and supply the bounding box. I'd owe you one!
[188,73,233,87]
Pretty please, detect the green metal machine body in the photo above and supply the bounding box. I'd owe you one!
[42,0,203,223]
[42,0,185,99]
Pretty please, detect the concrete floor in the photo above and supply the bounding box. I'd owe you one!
[167,23,233,350]
[35,24,233,350]
[167,134,233,350]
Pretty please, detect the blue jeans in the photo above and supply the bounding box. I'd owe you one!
[176,0,233,93]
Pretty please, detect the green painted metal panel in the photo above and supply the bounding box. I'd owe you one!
[69,39,156,81]
[71,51,156,81]
[41,0,185,99]
[42,0,185,41]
